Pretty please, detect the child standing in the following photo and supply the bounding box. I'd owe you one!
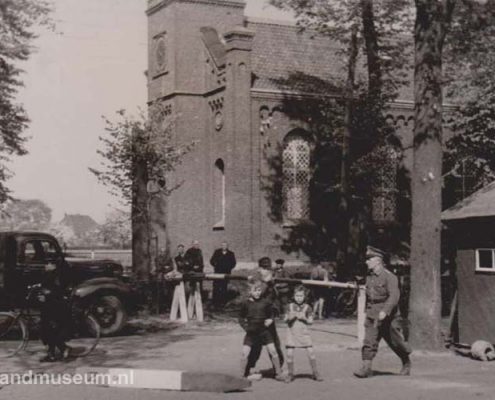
[239,281,285,382]
[39,262,71,362]
[284,285,323,382]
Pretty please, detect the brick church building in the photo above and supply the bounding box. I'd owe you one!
[146,0,422,266]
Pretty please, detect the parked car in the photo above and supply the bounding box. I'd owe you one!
[0,231,136,335]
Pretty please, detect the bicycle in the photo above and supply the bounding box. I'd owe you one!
[330,279,363,318]
[0,284,100,358]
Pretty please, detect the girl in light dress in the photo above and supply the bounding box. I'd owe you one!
[284,285,323,382]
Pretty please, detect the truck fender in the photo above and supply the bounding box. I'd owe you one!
[73,277,131,301]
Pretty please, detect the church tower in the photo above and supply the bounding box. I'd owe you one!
[147,0,245,98]
[146,0,256,261]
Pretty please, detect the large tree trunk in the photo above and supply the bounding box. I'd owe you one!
[132,157,151,281]
[150,190,171,264]
[410,0,455,350]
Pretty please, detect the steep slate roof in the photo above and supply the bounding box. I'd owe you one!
[247,19,345,94]
[442,181,495,221]
[245,18,413,100]
[200,27,226,69]
[60,214,99,237]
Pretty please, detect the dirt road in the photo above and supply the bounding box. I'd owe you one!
[1,317,494,399]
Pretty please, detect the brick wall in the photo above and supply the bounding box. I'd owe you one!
[146,0,418,264]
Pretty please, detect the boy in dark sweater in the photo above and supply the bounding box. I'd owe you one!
[239,281,285,381]
[39,263,71,362]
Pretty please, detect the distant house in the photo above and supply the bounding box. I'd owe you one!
[442,181,495,344]
[58,214,99,247]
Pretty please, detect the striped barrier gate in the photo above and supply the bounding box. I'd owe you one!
[168,273,366,345]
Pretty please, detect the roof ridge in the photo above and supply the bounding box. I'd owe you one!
[245,16,297,28]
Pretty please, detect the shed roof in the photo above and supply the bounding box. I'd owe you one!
[442,180,495,221]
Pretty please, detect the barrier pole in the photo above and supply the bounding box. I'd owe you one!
[357,285,366,345]
[168,274,365,338]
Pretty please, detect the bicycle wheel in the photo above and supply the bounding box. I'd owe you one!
[68,314,100,358]
[0,312,28,357]
[334,290,357,317]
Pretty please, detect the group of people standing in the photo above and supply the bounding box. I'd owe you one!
[156,240,237,308]
[158,241,412,381]
[237,247,412,382]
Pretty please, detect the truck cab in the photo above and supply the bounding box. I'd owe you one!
[0,231,134,335]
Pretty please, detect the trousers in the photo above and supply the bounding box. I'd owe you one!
[362,315,411,361]
[212,280,228,306]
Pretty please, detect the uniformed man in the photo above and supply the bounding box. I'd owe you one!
[210,241,237,307]
[354,246,412,378]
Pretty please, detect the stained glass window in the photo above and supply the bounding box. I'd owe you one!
[283,135,311,221]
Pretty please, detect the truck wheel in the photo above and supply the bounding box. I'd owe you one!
[90,295,127,336]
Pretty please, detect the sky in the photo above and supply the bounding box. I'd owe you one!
[11,0,293,223]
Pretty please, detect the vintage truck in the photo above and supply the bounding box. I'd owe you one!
[0,231,135,335]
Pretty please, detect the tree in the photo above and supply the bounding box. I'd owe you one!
[409,0,456,350]
[268,0,495,350]
[97,209,132,249]
[90,105,195,279]
[0,0,53,203]
[1,198,52,230]
[409,0,495,349]
[443,2,495,207]
[268,0,413,276]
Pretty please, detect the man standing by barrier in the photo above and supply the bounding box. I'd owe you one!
[185,240,204,274]
[354,246,412,378]
[185,240,205,318]
[174,244,190,274]
[210,241,236,308]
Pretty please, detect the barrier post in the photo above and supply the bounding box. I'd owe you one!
[187,282,204,321]
[170,281,188,322]
[194,284,204,322]
[357,285,366,345]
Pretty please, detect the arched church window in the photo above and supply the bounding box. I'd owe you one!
[213,158,225,229]
[283,133,311,221]
[372,146,399,224]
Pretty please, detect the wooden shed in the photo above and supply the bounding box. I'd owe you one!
[442,181,495,344]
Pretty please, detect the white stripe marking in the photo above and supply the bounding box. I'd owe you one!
[107,368,183,390]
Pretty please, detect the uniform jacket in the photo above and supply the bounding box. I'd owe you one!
[184,247,204,273]
[155,254,173,275]
[365,267,400,319]
[210,249,236,274]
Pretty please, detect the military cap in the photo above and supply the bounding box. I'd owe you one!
[366,245,385,260]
